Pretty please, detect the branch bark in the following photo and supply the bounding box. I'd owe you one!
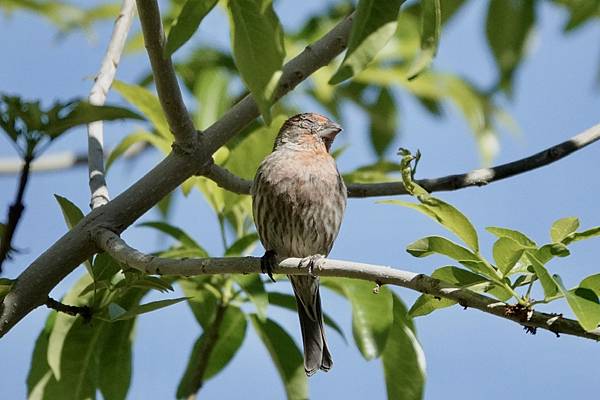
[205,122,600,197]
[95,229,600,342]
[136,0,196,148]
[87,0,136,209]
[0,11,353,337]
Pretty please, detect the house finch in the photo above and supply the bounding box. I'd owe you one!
[252,113,347,376]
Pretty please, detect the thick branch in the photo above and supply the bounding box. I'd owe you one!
[87,0,136,209]
[0,12,353,337]
[136,0,196,147]
[95,229,600,342]
[205,122,600,197]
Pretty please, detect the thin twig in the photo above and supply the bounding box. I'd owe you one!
[45,296,91,321]
[0,143,149,176]
[96,229,600,342]
[88,0,136,209]
[0,154,33,274]
[204,122,600,197]
[136,0,196,148]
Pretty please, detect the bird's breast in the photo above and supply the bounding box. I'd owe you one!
[252,150,347,258]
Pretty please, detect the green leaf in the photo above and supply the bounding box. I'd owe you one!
[324,278,393,360]
[368,87,397,157]
[165,0,218,56]
[27,313,55,399]
[179,278,219,329]
[267,291,347,342]
[555,274,600,332]
[193,68,231,130]
[227,0,285,123]
[225,233,259,256]
[46,275,95,383]
[98,317,136,400]
[550,217,580,243]
[130,276,175,294]
[330,0,406,84]
[91,252,121,282]
[486,226,537,247]
[407,0,441,80]
[485,0,535,93]
[54,194,84,230]
[409,265,493,317]
[554,0,600,31]
[382,295,426,400]
[579,274,600,297]
[564,226,600,244]
[176,306,247,398]
[106,130,171,170]
[250,316,308,400]
[431,265,488,286]
[526,253,558,298]
[45,102,143,137]
[138,221,206,253]
[409,294,455,318]
[110,297,188,321]
[31,281,145,400]
[112,80,171,139]
[384,199,479,252]
[406,236,478,262]
[493,237,525,275]
[233,274,268,320]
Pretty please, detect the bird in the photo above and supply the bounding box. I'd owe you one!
[251,112,347,376]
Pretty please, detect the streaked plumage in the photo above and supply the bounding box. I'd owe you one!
[252,113,347,376]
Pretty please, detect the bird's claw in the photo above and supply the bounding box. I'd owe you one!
[298,254,325,278]
[261,250,277,283]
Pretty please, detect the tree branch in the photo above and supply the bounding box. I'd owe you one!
[87,0,136,209]
[204,122,600,197]
[45,296,91,321]
[0,11,353,337]
[136,0,196,148]
[95,229,600,342]
[0,154,33,274]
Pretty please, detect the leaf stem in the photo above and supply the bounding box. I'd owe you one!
[185,303,227,399]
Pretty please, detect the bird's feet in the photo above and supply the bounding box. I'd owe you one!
[261,250,278,283]
[298,254,325,278]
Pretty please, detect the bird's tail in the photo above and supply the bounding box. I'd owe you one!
[290,275,332,376]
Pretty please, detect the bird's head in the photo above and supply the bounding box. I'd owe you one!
[274,113,342,152]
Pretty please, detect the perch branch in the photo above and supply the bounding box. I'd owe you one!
[87,0,136,209]
[204,122,600,197]
[96,229,600,341]
[136,0,196,147]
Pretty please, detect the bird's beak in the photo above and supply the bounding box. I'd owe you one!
[318,122,342,142]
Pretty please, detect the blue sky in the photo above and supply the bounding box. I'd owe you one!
[1,1,600,399]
